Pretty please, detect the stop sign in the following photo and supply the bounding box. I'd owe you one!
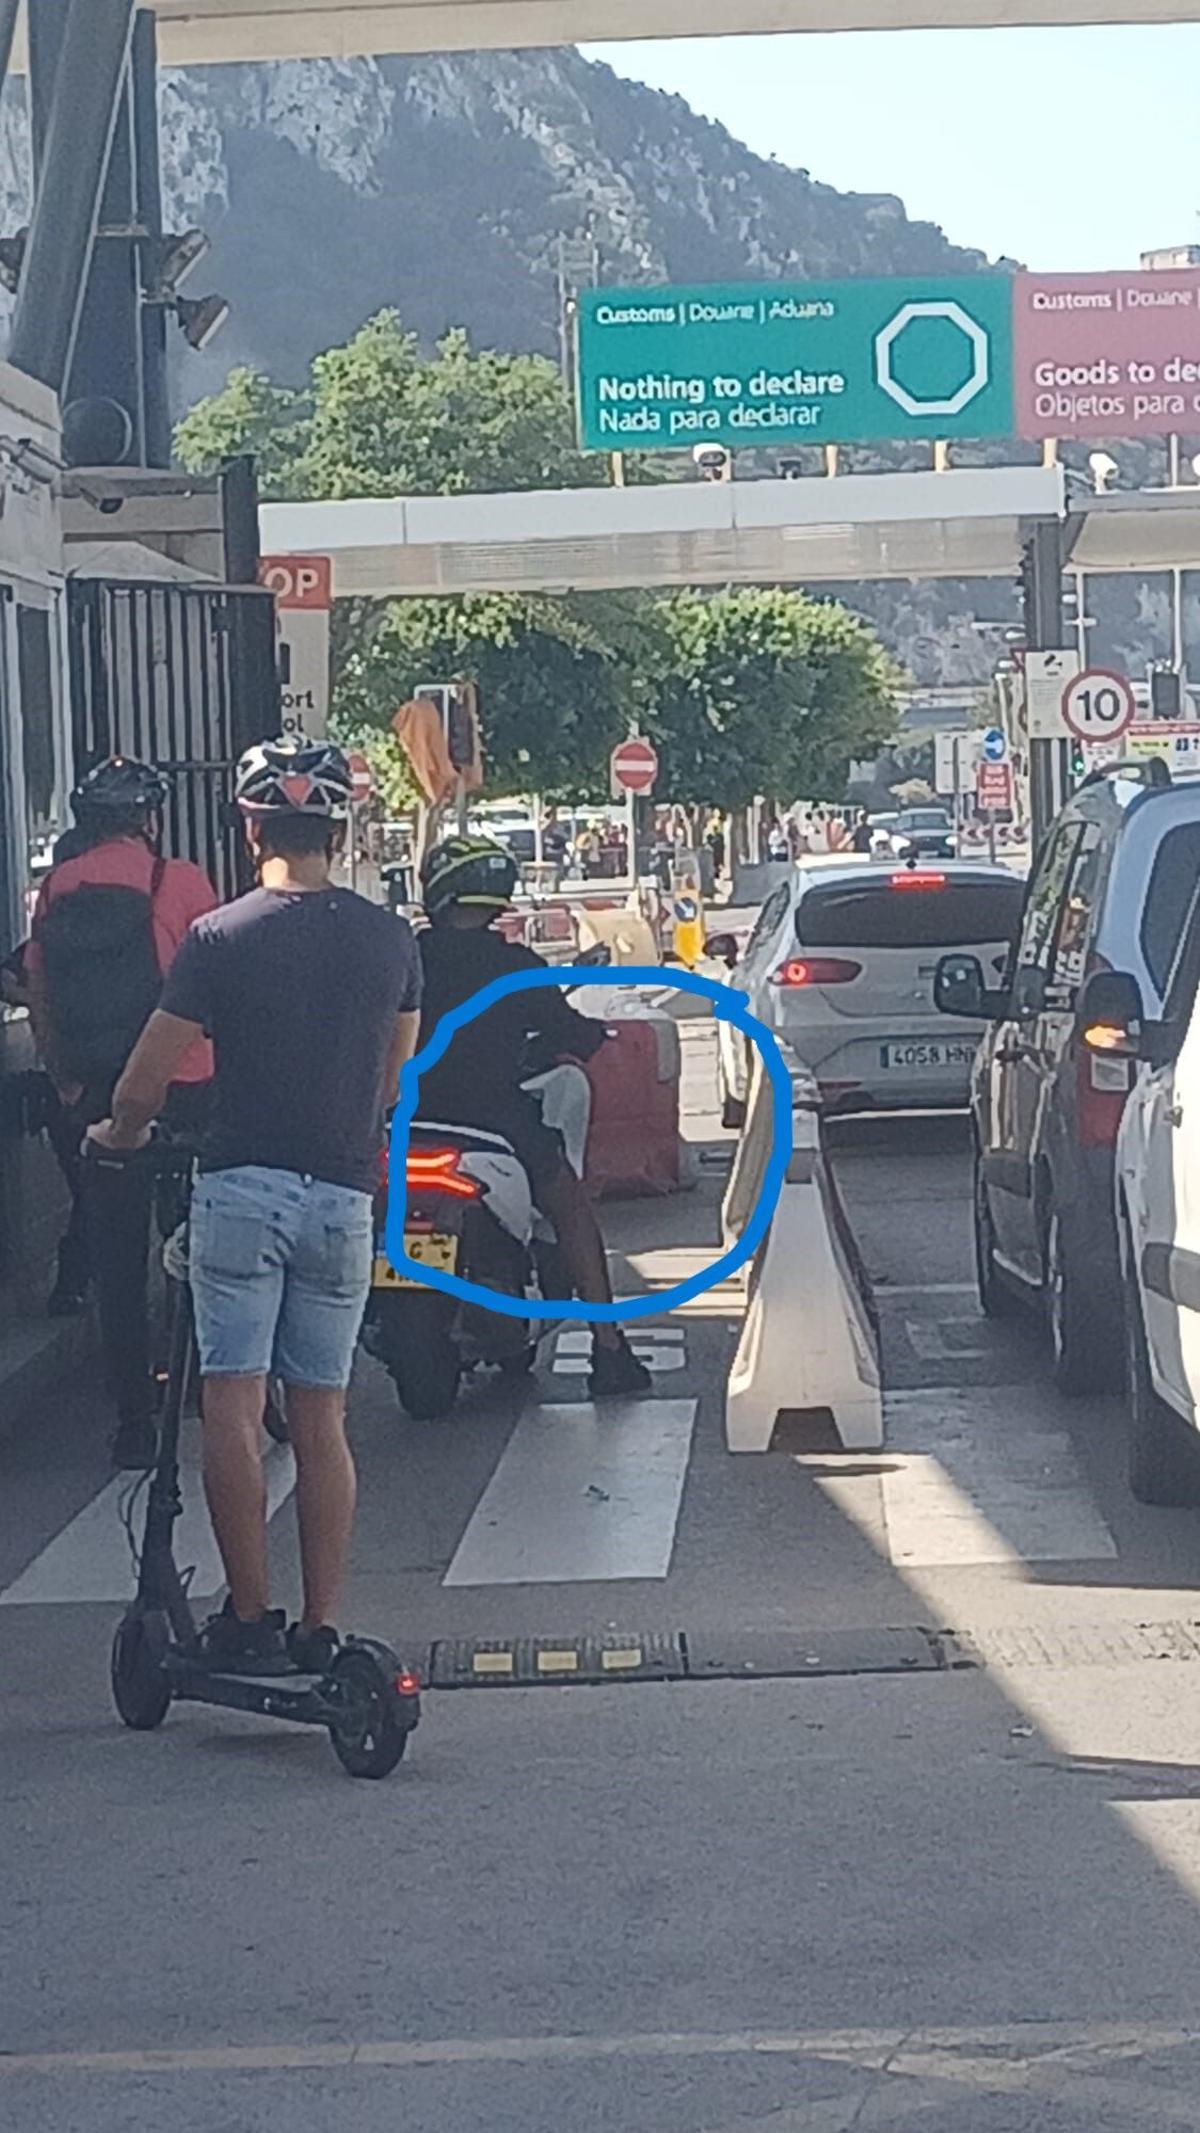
[610,736,659,796]
[347,750,373,805]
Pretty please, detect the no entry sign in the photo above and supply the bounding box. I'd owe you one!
[347,751,374,806]
[611,737,659,796]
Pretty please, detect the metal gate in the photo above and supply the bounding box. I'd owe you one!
[67,578,279,901]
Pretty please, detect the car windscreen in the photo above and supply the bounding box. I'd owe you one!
[797,878,1025,951]
[898,812,950,831]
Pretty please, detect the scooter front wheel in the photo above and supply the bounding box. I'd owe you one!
[111,1606,172,1731]
[327,1647,413,1779]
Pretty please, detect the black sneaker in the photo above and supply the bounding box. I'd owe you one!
[589,1334,653,1398]
[187,1601,293,1676]
[111,1414,159,1471]
[287,1622,340,1675]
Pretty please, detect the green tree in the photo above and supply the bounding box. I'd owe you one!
[336,591,643,796]
[648,587,898,808]
[174,366,308,498]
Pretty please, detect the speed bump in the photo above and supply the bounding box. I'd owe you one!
[429,1633,686,1688]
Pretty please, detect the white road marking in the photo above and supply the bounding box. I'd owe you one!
[904,1320,991,1364]
[552,1327,687,1375]
[443,1398,698,1587]
[0,1428,296,1606]
[878,1389,1118,1568]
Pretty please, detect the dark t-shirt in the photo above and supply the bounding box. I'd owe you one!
[161,886,421,1194]
[416,925,605,1126]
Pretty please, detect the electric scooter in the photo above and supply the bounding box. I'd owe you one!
[102,1147,421,1778]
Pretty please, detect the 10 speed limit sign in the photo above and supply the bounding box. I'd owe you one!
[1061,668,1135,744]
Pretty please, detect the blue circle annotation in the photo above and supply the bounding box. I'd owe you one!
[385,966,794,1325]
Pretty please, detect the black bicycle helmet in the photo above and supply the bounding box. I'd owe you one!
[235,736,354,821]
[421,834,518,917]
[71,755,167,821]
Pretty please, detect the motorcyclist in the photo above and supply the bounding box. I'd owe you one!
[415,835,652,1397]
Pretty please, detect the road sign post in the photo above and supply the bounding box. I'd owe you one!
[975,760,1013,864]
[610,737,658,885]
[258,555,332,741]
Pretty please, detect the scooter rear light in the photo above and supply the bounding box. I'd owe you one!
[395,1671,421,1697]
[406,1147,483,1201]
[770,957,862,987]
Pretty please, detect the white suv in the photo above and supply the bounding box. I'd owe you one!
[1116,883,1200,1505]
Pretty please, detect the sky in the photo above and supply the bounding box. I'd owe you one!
[584,26,1200,274]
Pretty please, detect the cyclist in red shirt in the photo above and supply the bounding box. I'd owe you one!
[27,757,217,1465]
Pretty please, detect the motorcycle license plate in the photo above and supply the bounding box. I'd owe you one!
[372,1233,459,1288]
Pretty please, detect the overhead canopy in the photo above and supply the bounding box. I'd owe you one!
[25,1,1196,66]
[1068,489,1200,574]
[260,465,1066,598]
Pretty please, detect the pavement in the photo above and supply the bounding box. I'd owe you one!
[7,1019,1200,2130]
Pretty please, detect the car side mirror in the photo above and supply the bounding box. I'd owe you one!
[1076,968,1146,1059]
[935,952,990,1019]
[705,932,739,969]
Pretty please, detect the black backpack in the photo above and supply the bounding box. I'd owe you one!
[37,856,166,1093]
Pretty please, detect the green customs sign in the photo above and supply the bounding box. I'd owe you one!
[576,278,1014,452]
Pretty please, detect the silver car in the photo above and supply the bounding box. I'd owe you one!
[713,858,1024,1124]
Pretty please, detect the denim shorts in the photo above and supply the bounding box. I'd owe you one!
[189,1166,373,1390]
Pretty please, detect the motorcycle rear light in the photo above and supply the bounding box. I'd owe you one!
[770,957,862,987]
[890,870,946,891]
[405,1147,482,1201]
[395,1671,421,1697]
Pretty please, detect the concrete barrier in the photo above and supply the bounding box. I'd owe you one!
[722,1045,882,1453]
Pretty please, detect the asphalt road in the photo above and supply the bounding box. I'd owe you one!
[7,1024,1200,2132]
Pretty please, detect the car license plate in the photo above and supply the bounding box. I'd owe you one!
[880,1040,976,1070]
[372,1233,459,1289]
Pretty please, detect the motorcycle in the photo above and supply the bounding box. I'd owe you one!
[362,1059,594,1419]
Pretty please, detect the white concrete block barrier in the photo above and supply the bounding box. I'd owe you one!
[721,1045,883,1453]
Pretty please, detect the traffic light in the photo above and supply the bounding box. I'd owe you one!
[1070,739,1087,781]
[1150,665,1185,720]
[446,686,478,771]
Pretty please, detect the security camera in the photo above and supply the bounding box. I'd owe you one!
[692,444,731,483]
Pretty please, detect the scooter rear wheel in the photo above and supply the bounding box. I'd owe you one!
[373,1293,462,1419]
[111,1606,172,1731]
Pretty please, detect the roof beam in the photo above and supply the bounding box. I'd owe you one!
[12,2,1197,70]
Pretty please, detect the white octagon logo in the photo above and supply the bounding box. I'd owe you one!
[875,300,990,419]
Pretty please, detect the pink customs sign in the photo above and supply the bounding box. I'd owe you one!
[1015,270,1200,439]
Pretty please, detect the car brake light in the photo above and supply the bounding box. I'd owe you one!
[1075,1046,1131,1149]
[406,1146,483,1201]
[890,870,946,891]
[770,957,862,987]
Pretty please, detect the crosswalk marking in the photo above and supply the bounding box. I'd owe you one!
[443,1398,698,1587]
[552,1328,687,1375]
[0,1431,296,1606]
[804,1387,1117,1570]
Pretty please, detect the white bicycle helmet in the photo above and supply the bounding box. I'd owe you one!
[235,736,354,821]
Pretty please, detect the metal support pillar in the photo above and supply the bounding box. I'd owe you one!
[0,0,21,104]
[131,10,171,467]
[1022,518,1067,854]
[10,0,137,394]
[26,0,71,177]
[63,56,144,465]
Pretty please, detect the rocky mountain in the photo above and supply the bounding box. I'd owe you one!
[0,47,1179,687]
[153,47,1000,385]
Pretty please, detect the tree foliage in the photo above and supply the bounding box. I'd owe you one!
[648,588,899,808]
[177,317,899,801]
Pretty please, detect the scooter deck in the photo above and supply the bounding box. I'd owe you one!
[164,1653,334,1723]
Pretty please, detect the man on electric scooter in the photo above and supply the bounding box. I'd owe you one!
[416,835,652,1398]
[88,739,422,1674]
